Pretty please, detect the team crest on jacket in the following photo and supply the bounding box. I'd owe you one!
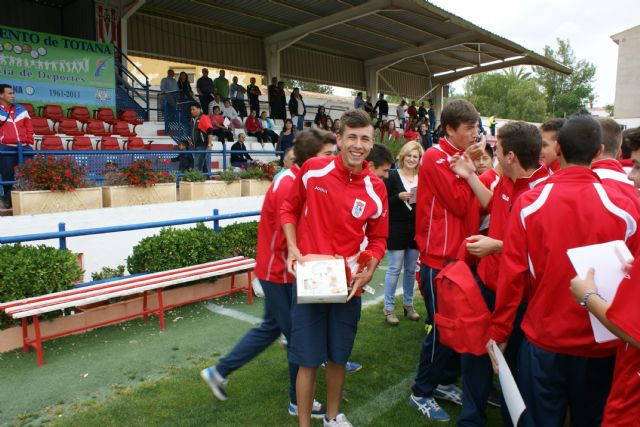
[352,198,366,218]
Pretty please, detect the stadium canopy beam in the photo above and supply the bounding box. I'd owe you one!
[263,0,397,81]
[432,57,534,84]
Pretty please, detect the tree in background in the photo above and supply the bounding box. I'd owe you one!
[463,67,547,122]
[284,79,333,95]
[534,38,596,118]
[604,104,615,117]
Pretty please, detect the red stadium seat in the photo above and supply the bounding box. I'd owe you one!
[84,119,110,136]
[57,119,84,136]
[40,136,64,151]
[118,109,144,126]
[97,137,120,150]
[67,136,93,151]
[68,106,91,123]
[40,104,64,122]
[111,120,136,137]
[123,137,146,150]
[21,103,36,117]
[32,117,55,136]
[93,108,117,125]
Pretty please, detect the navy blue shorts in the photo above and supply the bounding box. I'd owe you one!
[288,281,362,368]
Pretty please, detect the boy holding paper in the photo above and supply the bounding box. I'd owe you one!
[488,115,639,427]
[281,109,388,427]
[449,121,548,426]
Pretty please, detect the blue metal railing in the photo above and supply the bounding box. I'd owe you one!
[0,209,261,250]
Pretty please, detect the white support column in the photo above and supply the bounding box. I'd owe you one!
[433,85,443,127]
[364,66,378,99]
[120,0,146,56]
[264,43,281,83]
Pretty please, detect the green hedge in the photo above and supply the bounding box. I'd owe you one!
[0,244,83,329]
[127,221,258,274]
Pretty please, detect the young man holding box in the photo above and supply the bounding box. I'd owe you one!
[281,109,389,427]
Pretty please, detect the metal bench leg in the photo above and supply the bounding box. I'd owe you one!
[247,270,253,305]
[230,273,235,299]
[142,291,148,323]
[157,289,165,331]
[21,318,29,354]
[33,315,44,366]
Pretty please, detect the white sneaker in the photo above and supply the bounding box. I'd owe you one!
[288,399,325,419]
[323,413,353,427]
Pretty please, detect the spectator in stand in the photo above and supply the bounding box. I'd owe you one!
[221,99,243,130]
[177,72,193,98]
[374,93,389,122]
[366,143,394,180]
[325,118,334,132]
[380,120,399,141]
[418,102,427,121]
[332,119,341,135]
[288,88,306,131]
[245,110,268,144]
[247,77,262,115]
[418,121,433,151]
[314,106,328,128]
[396,100,407,129]
[196,68,214,112]
[214,69,230,100]
[364,96,374,116]
[0,83,33,208]
[229,76,247,119]
[268,77,278,119]
[259,111,279,147]
[189,102,214,173]
[403,122,419,142]
[271,81,287,125]
[230,133,255,168]
[488,115,496,136]
[354,92,365,110]
[427,100,436,133]
[405,116,418,132]
[171,140,194,172]
[407,101,417,121]
[160,69,179,108]
[540,118,566,174]
[383,140,424,325]
[277,118,297,165]
[208,93,223,116]
[209,106,234,144]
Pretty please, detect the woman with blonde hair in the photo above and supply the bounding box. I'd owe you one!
[383,140,424,325]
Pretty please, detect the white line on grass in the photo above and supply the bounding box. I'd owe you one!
[349,374,415,426]
[203,303,263,325]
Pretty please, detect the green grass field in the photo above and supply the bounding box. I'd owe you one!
[0,267,504,426]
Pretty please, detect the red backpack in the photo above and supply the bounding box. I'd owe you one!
[434,243,490,356]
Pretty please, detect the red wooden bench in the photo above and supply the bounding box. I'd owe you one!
[0,256,255,366]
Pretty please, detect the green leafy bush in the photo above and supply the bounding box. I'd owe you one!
[0,244,83,329]
[181,169,206,182]
[217,169,239,184]
[127,221,258,274]
[91,265,126,281]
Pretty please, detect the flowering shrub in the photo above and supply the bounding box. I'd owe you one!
[238,162,279,181]
[14,155,90,191]
[105,160,175,187]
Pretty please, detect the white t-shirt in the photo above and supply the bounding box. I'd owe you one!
[222,105,239,120]
[396,105,406,119]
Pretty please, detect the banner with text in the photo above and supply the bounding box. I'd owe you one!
[0,25,115,114]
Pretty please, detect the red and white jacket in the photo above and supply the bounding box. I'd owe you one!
[477,165,549,292]
[491,167,639,357]
[0,104,33,146]
[415,138,478,269]
[254,166,299,284]
[280,155,388,263]
[602,255,640,426]
[592,158,639,208]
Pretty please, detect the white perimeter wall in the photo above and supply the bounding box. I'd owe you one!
[0,197,265,282]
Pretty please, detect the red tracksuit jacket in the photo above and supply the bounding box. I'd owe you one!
[415,138,478,269]
[491,167,639,357]
[280,155,388,262]
[254,166,299,284]
[592,158,639,208]
[477,165,549,292]
[602,256,640,426]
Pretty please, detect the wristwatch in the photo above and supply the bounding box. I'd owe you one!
[580,291,604,309]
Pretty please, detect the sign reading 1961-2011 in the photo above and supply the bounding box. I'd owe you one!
[0,25,116,113]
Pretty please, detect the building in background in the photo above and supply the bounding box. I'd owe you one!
[612,25,640,127]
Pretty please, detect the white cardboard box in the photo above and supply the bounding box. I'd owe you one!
[296,256,348,304]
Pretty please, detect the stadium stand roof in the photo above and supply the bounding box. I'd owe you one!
[120,0,571,100]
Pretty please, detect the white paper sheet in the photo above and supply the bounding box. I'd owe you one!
[492,342,526,426]
[566,240,631,343]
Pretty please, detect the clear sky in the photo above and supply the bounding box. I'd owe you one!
[429,0,639,106]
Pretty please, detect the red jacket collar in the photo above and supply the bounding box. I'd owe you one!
[547,165,600,183]
[513,164,549,191]
[548,160,560,174]
[620,158,633,168]
[592,158,625,174]
[437,137,465,156]
[334,154,370,182]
